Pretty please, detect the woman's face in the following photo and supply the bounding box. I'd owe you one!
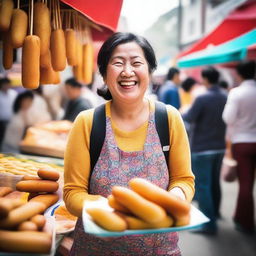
[104,42,150,103]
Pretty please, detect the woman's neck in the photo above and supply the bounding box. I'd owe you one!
[110,98,150,131]
[111,98,148,120]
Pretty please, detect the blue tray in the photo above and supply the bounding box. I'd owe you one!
[82,198,209,237]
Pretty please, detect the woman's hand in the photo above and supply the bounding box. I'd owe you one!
[169,187,186,201]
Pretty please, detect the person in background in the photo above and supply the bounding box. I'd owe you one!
[219,80,229,94]
[222,60,256,235]
[26,86,52,125]
[158,67,181,109]
[179,77,197,113]
[63,78,93,122]
[64,32,194,255]
[2,91,34,153]
[183,66,227,234]
[0,78,17,150]
[42,84,65,120]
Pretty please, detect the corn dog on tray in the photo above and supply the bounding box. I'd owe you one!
[0,216,56,256]
[82,197,209,237]
[0,153,63,189]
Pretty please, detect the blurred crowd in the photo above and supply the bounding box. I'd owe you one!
[0,60,255,236]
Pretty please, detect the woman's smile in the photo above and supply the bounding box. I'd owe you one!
[105,41,150,102]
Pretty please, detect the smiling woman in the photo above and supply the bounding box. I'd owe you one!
[64,32,195,256]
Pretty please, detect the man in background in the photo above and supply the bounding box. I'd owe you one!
[158,67,181,109]
[183,66,227,234]
[63,78,92,122]
[0,78,17,150]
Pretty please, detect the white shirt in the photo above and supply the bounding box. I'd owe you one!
[26,94,52,125]
[2,112,27,153]
[222,79,256,143]
[0,89,17,121]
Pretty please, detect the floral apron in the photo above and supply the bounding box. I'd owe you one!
[70,111,181,256]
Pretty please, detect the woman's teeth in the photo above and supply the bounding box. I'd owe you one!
[119,81,137,87]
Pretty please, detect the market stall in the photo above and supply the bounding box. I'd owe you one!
[177,29,256,68]
[0,0,123,255]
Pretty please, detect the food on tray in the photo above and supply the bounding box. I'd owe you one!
[0,197,25,219]
[122,214,174,230]
[37,167,60,181]
[112,186,167,224]
[129,178,191,220]
[30,194,59,209]
[0,201,45,228]
[0,154,63,176]
[0,186,13,197]
[17,220,38,231]
[107,194,130,214]
[86,208,127,232]
[30,214,46,230]
[0,183,55,253]
[0,230,52,254]
[16,179,59,193]
[86,178,192,232]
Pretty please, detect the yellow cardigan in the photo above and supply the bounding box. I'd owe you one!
[64,100,195,217]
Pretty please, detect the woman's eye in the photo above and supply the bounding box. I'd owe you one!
[113,62,123,66]
[133,62,142,66]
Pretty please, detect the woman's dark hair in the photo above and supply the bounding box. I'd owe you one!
[97,32,157,100]
[201,66,220,84]
[13,90,34,113]
[181,77,196,92]
[236,60,256,80]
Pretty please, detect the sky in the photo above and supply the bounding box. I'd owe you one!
[120,0,178,34]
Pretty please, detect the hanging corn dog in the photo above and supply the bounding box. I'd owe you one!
[50,0,66,71]
[40,49,52,69]
[50,30,66,71]
[33,1,51,55]
[82,42,94,84]
[21,0,40,89]
[40,66,56,85]
[73,39,83,81]
[10,8,28,48]
[53,71,61,84]
[65,28,77,66]
[22,35,40,89]
[0,0,14,31]
[2,31,13,70]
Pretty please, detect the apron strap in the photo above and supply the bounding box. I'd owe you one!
[155,101,170,168]
[90,104,106,172]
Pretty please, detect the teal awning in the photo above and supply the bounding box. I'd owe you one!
[177,29,256,68]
